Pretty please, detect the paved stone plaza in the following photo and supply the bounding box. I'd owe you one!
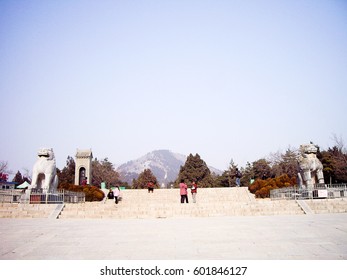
[1,213,347,260]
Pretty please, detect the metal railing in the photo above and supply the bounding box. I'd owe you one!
[270,184,347,200]
[0,189,23,203]
[0,189,85,204]
[63,190,85,203]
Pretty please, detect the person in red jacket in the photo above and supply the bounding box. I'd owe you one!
[191,180,197,203]
[147,181,154,193]
[179,179,188,203]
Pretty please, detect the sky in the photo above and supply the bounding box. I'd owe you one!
[1,0,346,177]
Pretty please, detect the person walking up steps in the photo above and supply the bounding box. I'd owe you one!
[179,179,188,203]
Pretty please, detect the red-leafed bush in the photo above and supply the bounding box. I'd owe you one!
[0,172,8,182]
[249,174,296,198]
[58,182,104,201]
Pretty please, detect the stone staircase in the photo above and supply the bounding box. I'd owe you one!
[304,198,347,214]
[58,187,304,219]
[0,203,57,218]
[2,188,346,219]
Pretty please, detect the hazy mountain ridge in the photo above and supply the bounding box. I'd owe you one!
[116,150,222,186]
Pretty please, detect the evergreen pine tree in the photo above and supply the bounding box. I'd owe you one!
[133,169,159,189]
[12,171,23,185]
[176,153,214,188]
[58,156,76,185]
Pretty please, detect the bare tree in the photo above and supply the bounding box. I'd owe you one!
[92,158,121,188]
[267,146,299,178]
[0,161,9,174]
[22,168,32,182]
[332,133,347,163]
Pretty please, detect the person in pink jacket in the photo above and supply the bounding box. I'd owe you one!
[179,179,189,203]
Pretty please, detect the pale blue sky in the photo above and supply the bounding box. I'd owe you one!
[1,0,346,176]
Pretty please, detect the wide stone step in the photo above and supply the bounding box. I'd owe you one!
[304,199,347,213]
[58,187,301,219]
[0,204,57,218]
[59,194,304,219]
[7,188,347,219]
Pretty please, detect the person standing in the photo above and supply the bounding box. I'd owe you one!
[114,186,121,204]
[147,181,154,193]
[191,180,197,203]
[81,177,87,186]
[179,179,188,203]
[235,168,242,187]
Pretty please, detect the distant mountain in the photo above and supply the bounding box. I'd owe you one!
[116,150,222,187]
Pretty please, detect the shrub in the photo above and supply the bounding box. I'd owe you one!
[249,174,297,198]
[58,183,105,202]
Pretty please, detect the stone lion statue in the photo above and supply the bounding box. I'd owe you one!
[297,143,324,189]
[29,148,58,193]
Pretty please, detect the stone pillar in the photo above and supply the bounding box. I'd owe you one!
[75,149,93,185]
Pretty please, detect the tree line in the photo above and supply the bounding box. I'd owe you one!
[3,139,347,200]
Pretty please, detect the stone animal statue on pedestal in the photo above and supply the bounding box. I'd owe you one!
[29,148,58,193]
[297,143,324,189]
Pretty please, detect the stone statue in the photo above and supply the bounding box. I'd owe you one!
[297,143,324,189]
[29,148,58,193]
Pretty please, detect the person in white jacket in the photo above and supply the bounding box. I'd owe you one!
[114,186,121,204]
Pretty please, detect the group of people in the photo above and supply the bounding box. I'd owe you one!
[107,186,121,204]
[107,170,242,205]
[179,179,197,203]
[145,179,198,203]
[179,168,242,203]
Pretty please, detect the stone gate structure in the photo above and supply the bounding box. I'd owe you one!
[75,149,93,185]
